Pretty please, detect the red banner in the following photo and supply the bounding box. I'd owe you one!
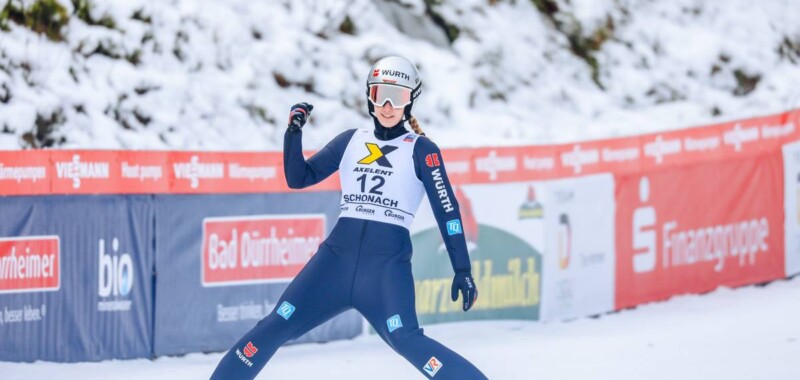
[614,153,785,309]
[0,109,797,195]
[0,236,60,294]
[201,215,326,286]
[441,109,799,185]
[0,110,800,195]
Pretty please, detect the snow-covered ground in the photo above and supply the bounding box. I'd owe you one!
[2,276,799,379]
[1,0,799,150]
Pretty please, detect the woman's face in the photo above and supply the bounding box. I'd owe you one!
[374,101,405,128]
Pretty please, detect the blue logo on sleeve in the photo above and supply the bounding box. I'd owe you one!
[446,219,463,235]
[387,314,403,333]
[277,301,296,320]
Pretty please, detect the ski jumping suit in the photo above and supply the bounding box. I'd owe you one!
[210,123,488,379]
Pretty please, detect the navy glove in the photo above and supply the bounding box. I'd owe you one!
[287,102,313,131]
[451,271,478,311]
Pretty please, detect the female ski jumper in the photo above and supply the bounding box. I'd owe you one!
[210,57,487,380]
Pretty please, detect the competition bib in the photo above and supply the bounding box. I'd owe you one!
[338,129,425,229]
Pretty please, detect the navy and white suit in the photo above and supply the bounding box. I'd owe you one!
[210,123,487,379]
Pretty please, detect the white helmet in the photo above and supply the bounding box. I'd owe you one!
[366,56,422,121]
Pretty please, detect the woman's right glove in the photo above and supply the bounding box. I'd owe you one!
[451,271,478,311]
[287,102,313,131]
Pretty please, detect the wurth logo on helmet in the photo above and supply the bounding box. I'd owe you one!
[202,215,326,286]
[373,69,380,77]
[380,69,410,81]
[0,236,60,294]
[55,154,110,189]
[173,155,225,189]
[97,238,134,312]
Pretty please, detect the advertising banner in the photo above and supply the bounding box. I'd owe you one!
[615,154,785,309]
[153,192,362,356]
[540,174,616,321]
[411,183,543,324]
[783,141,800,277]
[200,215,326,287]
[0,196,154,362]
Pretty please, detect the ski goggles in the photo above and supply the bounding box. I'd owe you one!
[368,84,412,108]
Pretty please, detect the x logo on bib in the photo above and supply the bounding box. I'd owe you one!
[358,143,398,168]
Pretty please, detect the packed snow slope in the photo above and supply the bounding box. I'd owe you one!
[2,276,799,379]
[1,0,799,151]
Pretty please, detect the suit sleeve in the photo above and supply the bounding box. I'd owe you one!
[283,128,356,189]
[414,137,472,273]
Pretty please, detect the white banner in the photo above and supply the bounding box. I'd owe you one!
[540,174,616,321]
[783,142,800,277]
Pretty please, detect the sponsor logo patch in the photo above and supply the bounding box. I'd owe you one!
[387,314,403,333]
[384,209,406,222]
[355,205,376,215]
[243,341,258,358]
[235,349,254,367]
[358,143,398,168]
[446,219,463,236]
[277,301,296,320]
[423,356,443,377]
[431,169,454,213]
[425,153,441,168]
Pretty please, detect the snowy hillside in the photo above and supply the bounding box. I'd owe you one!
[1,0,799,151]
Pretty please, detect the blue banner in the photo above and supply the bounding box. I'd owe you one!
[0,196,154,362]
[152,192,362,356]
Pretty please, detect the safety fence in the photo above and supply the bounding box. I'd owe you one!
[1,109,798,362]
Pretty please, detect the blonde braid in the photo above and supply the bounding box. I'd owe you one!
[409,116,425,136]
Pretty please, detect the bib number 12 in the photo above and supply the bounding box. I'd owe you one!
[357,174,385,195]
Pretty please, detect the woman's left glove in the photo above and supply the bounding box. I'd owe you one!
[451,271,478,311]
